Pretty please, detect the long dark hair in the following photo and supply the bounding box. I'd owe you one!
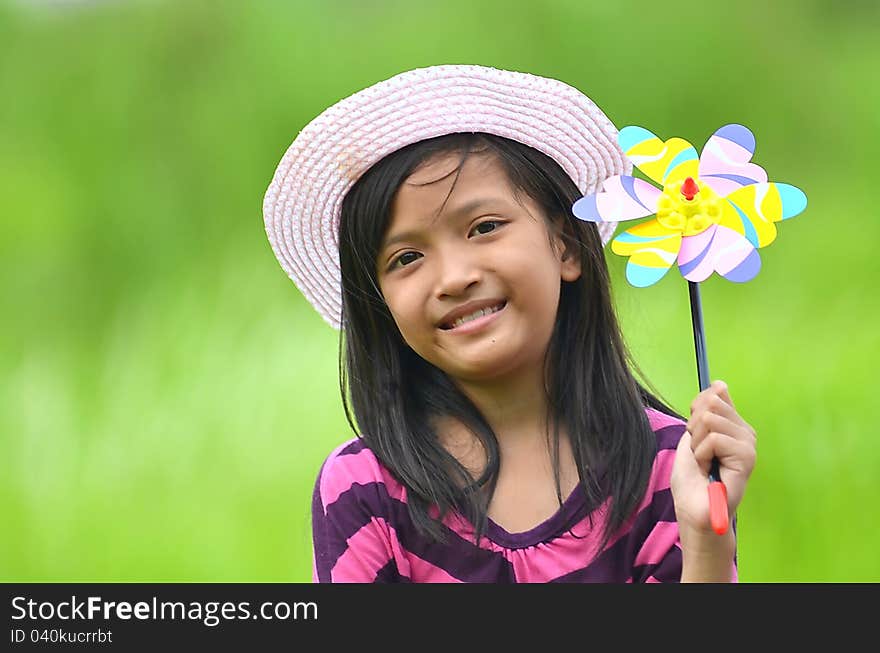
[337,132,681,549]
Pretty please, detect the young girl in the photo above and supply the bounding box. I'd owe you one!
[263,65,757,583]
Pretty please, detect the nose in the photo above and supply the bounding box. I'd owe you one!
[433,245,482,299]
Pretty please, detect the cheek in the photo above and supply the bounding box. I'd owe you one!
[509,253,562,312]
[529,279,563,331]
[383,286,430,347]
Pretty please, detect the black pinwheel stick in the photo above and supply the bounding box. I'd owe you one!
[688,281,729,535]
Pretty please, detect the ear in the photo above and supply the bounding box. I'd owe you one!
[551,218,582,283]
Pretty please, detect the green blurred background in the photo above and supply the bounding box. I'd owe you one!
[1,0,877,582]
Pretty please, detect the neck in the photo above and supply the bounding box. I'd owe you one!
[435,362,578,503]
[452,364,556,452]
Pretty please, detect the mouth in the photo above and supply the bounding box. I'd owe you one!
[439,301,507,331]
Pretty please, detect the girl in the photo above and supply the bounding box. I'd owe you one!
[263,65,757,582]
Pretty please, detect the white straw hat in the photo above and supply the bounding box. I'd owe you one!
[263,64,630,329]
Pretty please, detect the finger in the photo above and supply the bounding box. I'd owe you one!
[686,396,737,444]
[674,430,702,477]
[692,431,757,478]
[689,387,752,433]
[690,379,727,405]
[688,411,756,452]
[709,382,755,433]
[690,382,733,414]
[711,379,734,409]
[689,383,730,421]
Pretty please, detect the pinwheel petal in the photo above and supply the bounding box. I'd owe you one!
[611,219,682,287]
[698,124,768,196]
[774,183,808,219]
[618,126,699,187]
[720,182,807,248]
[625,262,674,287]
[678,224,761,283]
[572,175,662,223]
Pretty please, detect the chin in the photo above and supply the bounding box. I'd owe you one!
[438,350,532,384]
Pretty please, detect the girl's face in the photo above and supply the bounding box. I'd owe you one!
[376,150,582,384]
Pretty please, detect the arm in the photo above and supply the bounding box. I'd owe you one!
[311,444,406,583]
[672,380,756,582]
[629,489,737,583]
[679,526,737,583]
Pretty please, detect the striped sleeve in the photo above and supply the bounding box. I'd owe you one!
[311,438,408,583]
[629,419,684,583]
[632,409,738,583]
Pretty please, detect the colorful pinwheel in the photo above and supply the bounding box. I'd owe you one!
[573,124,808,535]
[572,124,807,287]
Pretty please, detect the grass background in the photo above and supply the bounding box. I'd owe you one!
[1,0,877,582]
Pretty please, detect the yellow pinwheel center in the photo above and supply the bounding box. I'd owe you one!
[656,177,723,236]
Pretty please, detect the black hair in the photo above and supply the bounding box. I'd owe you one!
[337,132,682,550]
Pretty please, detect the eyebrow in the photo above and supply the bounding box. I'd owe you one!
[380,198,509,252]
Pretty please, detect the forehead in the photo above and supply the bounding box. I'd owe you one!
[388,150,518,227]
[404,148,500,186]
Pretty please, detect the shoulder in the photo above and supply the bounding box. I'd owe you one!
[311,438,411,583]
[616,407,689,583]
[313,436,406,513]
[644,406,687,452]
[642,406,687,494]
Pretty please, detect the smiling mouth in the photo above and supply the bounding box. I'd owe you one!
[440,301,507,330]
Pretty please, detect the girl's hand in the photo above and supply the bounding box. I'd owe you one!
[670,380,757,538]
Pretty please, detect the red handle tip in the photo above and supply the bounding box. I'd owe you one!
[707,481,729,535]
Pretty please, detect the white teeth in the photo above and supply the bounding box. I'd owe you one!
[450,304,503,329]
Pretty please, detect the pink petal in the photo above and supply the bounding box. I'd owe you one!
[572,175,661,223]
[678,224,760,282]
[698,125,768,196]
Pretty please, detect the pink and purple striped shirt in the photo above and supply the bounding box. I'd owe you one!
[311,407,738,582]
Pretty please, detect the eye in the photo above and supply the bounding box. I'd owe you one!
[389,250,422,270]
[470,220,503,236]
